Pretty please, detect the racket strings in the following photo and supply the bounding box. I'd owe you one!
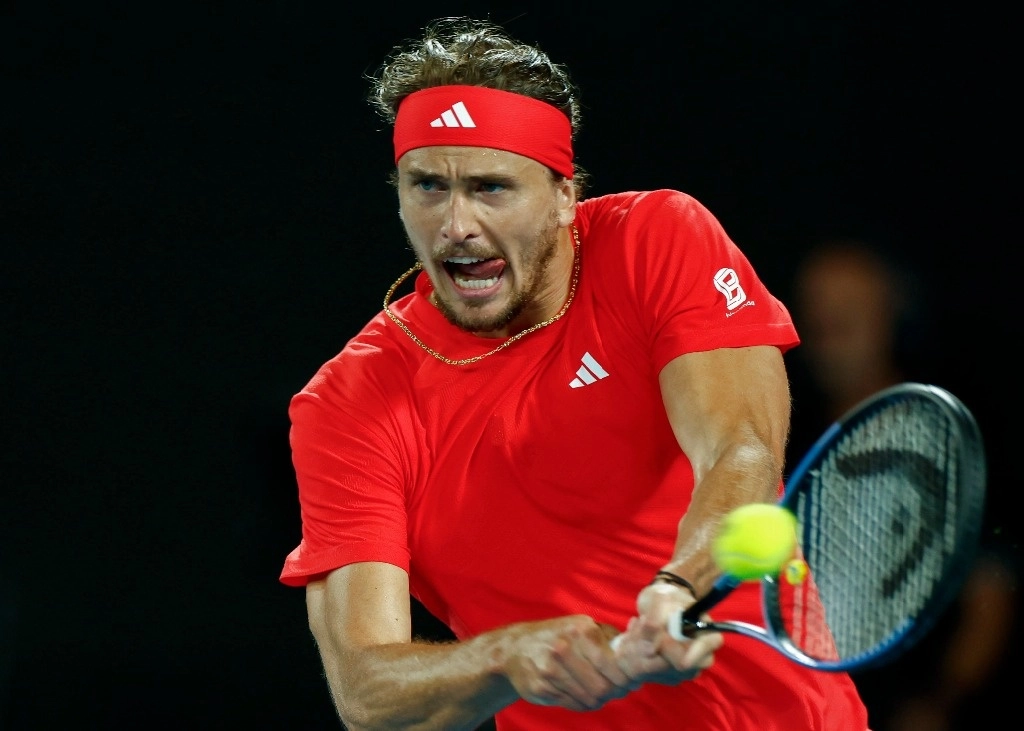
[783,396,970,664]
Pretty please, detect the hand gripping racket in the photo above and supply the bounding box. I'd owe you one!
[669,382,987,672]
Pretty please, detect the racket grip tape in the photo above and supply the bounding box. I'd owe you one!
[669,576,740,640]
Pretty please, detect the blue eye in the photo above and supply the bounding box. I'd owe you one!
[480,182,505,194]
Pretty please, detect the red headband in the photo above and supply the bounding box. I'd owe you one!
[393,85,574,178]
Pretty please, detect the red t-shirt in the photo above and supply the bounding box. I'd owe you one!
[281,190,868,729]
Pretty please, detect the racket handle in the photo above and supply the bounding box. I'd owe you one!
[669,576,740,640]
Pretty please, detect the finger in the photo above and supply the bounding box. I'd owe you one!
[539,635,632,709]
[657,627,723,671]
[682,631,723,668]
[518,659,595,710]
[612,632,675,678]
[572,633,637,697]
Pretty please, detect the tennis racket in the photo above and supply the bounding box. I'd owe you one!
[669,382,987,672]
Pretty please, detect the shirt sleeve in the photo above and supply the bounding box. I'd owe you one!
[279,347,413,587]
[620,190,799,372]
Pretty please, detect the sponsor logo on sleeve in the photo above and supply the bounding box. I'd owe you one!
[714,267,756,316]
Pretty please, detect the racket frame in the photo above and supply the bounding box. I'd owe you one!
[669,382,986,672]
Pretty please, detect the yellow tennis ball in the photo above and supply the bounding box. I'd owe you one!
[712,503,798,581]
[785,558,809,585]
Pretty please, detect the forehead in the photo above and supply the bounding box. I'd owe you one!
[398,146,547,178]
[802,254,892,299]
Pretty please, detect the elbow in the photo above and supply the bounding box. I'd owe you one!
[335,703,375,731]
[324,670,382,731]
[321,659,427,731]
[337,701,455,731]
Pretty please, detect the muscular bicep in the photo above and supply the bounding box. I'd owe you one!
[307,561,412,651]
[306,563,522,729]
[658,345,791,486]
[306,560,412,707]
[305,562,413,724]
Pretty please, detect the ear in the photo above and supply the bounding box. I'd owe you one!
[555,177,577,228]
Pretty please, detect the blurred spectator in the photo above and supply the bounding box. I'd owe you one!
[785,238,1019,731]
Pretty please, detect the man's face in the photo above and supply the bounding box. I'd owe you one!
[396,146,576,336]
[795,251,897,389]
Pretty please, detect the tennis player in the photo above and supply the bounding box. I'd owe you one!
[280,17,869,730]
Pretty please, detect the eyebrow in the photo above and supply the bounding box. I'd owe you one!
[403,162,516,180]
[403,164,517,185]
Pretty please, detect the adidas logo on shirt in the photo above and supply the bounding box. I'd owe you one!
[569,352,609,388]
[430,101,477,128]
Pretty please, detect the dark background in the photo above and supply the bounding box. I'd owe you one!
[4,2,1018,728]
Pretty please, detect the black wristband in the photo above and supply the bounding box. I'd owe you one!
[651,570,696,595]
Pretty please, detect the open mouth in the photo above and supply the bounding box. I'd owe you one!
[443,256,507,291]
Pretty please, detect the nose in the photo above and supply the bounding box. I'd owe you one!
[440,193,478,243]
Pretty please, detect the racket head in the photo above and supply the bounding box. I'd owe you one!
[764,382,987,671]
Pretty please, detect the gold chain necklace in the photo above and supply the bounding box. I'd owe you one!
[382,226,581,366]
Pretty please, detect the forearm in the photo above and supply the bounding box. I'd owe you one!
[657,346,791,597]
[308,564,638,729]
[318,632,517,731]
[664,442,783,595]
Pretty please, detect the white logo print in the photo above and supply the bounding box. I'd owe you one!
[569,352,610,388]
[430,101,477,128]
[713,267,747,311]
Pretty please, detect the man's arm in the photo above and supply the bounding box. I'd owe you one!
[613,345,791,662]
[658,344,792,594]
[306,561,638,730]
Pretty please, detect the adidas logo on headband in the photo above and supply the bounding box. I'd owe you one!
[430,101,477,128]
